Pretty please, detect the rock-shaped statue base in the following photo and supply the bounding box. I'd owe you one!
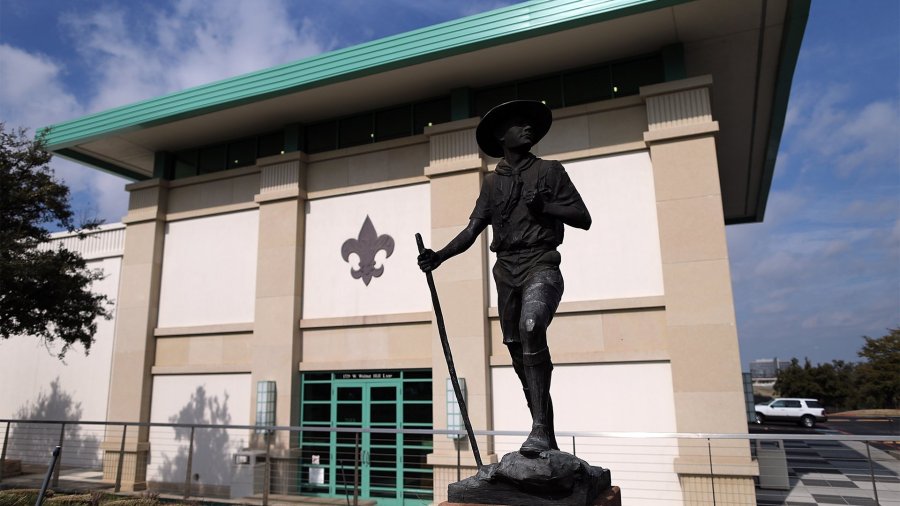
[448,450,611,506]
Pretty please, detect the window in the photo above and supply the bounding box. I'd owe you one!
[174,149,198,179]
[198,144,227,174]
[414,96,451,133]
[806,400,823,408]
[306,120,338,154]
[518,76,563,109]
[564,66,612,105]
[339,114,373,148]
[474,85,516,117]
[228,138,256,169]
[785,400,802,408]
[473,53,664,113]
[610,55,663,97]
[257,131,284,158]
[375,106,412,142]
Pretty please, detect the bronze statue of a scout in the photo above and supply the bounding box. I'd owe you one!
[418,100,592,456]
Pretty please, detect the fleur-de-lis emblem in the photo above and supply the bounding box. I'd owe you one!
[341,216,395,286]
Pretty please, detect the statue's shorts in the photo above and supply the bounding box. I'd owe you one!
[493,248,564,347]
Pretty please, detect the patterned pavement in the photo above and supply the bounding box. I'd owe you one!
[755,436,900,505]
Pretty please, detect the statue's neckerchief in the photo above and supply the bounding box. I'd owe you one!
[495,153,537,228]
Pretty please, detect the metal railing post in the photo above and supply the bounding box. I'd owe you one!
[572,435,576,457]
[338,457,352,506]
[353,433,360,506]
[456,439,461,482]
[865,441,880,505]
[263,431,271,506]
[36,446,61,506]
[114,424,127,493]
[183,426,195,500]
[707,438,717,506]
[51,423,65,488]
[0,421,10,483]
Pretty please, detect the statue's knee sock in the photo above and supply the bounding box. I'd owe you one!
[523,347,553,428]
[507,343,531,410]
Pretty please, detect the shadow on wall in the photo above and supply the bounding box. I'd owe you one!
[153,386,243,495]
[6,377,102,468]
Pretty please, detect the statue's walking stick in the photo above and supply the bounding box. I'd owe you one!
[415,233,483,469]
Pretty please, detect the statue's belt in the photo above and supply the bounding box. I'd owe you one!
[496,246,557,259]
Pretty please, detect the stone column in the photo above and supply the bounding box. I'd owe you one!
[250,153,307,490]
[640,76,758,502]
[422,119,498,503]
[101,179,169,490]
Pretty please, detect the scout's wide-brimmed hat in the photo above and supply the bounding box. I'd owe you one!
[476,100,553,158]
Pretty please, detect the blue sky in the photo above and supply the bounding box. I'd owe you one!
[1,0,897,366]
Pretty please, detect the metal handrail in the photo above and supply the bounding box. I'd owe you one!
[1,418,896,442]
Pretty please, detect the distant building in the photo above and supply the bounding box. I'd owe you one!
[749,358,792,381]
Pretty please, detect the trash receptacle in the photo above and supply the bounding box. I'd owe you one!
[756,439,789,490]
[230,449,266,499]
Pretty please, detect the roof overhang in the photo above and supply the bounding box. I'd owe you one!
[40,0,809,223]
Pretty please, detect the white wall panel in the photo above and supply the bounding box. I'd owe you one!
[147,374,251,488]
[0,256,121,466]
[303,184,431,319]
[0,256,120,421]
[158,211,259,327]
[492,362,682,504]
[489,151,664,306]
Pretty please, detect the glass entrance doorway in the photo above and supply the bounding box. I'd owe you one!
[299,370,433,506]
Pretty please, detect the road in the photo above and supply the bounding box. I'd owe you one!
[749,416,900,454]
[825,416,900,438]
[749,417,899,436]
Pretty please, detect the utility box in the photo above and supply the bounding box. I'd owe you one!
[230,449,266,499]
[755,440,789,490]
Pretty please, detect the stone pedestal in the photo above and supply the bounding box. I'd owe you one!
[447,450,613,506]
[440,486,621,506]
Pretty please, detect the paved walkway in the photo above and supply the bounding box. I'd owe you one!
[755,435,900,505]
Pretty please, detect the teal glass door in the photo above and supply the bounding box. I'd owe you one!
[299,371,433,506]
[335,381,401,503]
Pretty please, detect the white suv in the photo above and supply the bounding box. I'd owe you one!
[754,398,827,428]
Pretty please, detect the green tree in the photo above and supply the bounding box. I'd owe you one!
[0,124,111,358]
[774,358,818,398]
[855,328,900,409]
[773,358,858,409]
[809,360,858,411]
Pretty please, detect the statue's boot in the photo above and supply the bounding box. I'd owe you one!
[522,387,559,451]
[547,397,559,451]
[520,349,554,456]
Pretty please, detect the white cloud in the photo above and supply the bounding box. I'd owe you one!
[0,44,83,128]
[2,0,336,224]
[834,100,900,176]
[728,182,899,363]
[786,84,900,177]
[61,0,327,111]
[0,44,127,223]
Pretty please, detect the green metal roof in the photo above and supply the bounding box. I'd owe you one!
[40,0,684,149]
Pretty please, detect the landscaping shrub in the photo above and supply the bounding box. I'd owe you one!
[44,493,94,506]
[0,488,54,506]
[102,499,160,506]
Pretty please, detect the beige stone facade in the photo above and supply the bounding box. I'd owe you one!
[96,75,758,502]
